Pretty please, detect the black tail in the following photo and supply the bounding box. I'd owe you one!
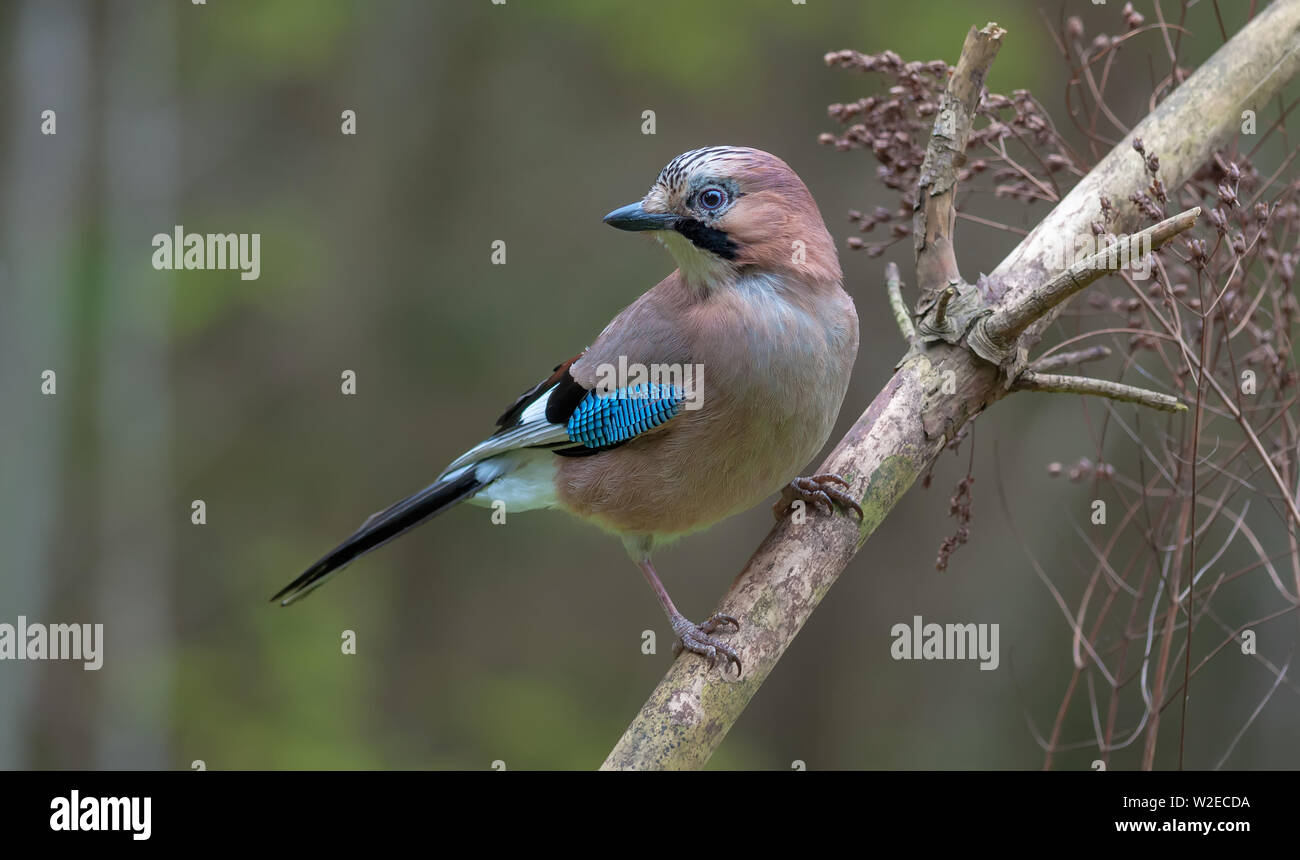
[272,470,484,606]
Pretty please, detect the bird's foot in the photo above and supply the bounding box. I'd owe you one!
[670,613,742,676]
[773,473,864,521]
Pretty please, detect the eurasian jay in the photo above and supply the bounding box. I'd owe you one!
[274,146,861,674]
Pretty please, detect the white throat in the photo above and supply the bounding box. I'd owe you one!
[654,230,734,293]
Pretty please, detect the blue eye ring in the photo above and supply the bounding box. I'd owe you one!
[697,187,728,212]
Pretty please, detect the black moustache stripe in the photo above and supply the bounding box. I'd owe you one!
[674,218,738,260]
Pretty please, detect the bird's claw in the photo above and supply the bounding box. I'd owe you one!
[773,473,864,521]
[671,613,742,676]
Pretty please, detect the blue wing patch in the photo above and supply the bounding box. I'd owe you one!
[566,383,684,449]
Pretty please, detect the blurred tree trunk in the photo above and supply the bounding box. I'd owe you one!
[93,1,177,769]
[0,0,93,770]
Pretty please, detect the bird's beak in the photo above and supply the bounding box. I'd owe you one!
[602,202,678,232]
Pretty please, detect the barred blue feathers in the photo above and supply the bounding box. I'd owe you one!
[566,383,684,449]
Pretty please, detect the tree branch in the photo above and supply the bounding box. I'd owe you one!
[1029,345,1111,372]
[1011,371,1186,413]
[885,261,915,341]
[602,0,1300,771]
[913,22,1005,297]
[969,208,1201,367]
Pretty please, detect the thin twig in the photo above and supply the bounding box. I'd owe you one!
[1013,371,1186,413]
[1213,649,1292,770]
[1030,345,1112,372]
[884,261,915,340]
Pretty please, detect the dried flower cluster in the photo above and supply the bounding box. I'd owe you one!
[820,47,1082,257]
[935,474,973,572]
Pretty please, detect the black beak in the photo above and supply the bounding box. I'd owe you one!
[602,202,678,232]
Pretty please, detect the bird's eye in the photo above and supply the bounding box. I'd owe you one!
[697,187,728,212]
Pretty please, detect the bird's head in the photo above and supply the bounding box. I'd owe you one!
[603,146,841,293]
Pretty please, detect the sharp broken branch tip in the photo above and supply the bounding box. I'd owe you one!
[933,285,957,328]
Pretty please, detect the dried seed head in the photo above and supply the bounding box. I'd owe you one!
[1122,3,1145,29]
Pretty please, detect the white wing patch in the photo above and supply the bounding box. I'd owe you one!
[439,384,569,476]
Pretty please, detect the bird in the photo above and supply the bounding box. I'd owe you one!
[273,146,861,675]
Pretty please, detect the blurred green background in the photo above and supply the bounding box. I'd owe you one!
[1,0,1296,770]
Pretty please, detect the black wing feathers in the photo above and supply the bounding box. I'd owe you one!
[494,352,584,430]
[272,470,484,605]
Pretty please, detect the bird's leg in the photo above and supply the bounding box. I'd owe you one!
[636,558,741,676]
[773,473,864,521]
